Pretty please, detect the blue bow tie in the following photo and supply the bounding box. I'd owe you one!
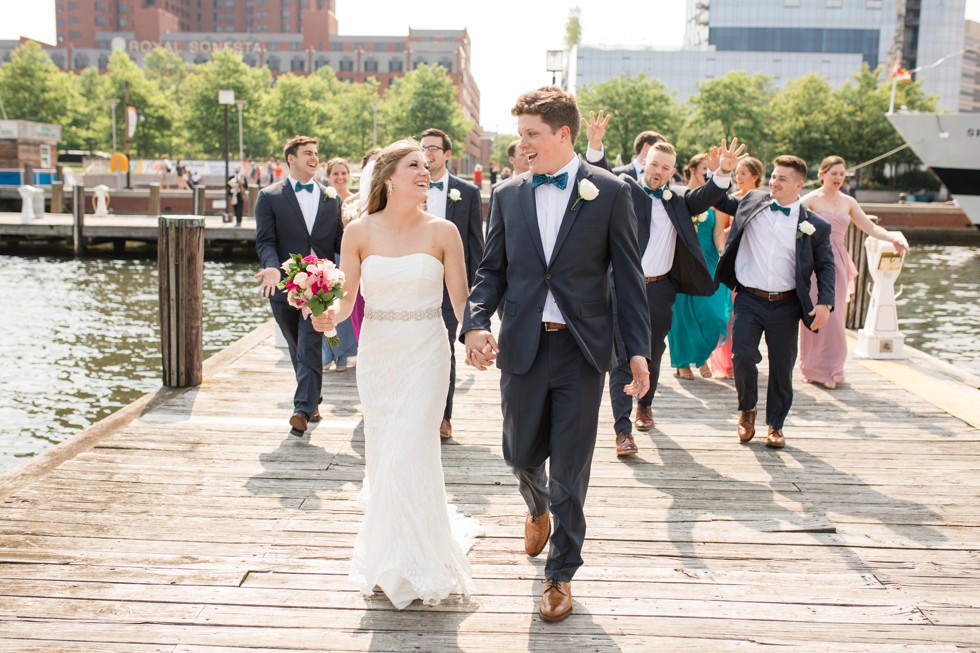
[294,181,315,193]
[644,186,667,199]
[770,201,791,215]
[429,181,444,190]
[531,172,569,190]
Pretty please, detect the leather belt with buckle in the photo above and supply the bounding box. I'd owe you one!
[740,285,795,302]
[542,322,568,332]
[645,274,669,283]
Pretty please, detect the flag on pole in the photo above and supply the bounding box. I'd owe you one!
[892,66,912,82]
[126,106,138,138]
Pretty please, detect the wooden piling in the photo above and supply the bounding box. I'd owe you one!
[148,182,161,216]
[192,185,207,216]
[71,185,85,256]
[157,216,204,387]
[50,181,64,214]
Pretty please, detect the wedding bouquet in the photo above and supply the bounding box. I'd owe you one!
[278,254,347,346]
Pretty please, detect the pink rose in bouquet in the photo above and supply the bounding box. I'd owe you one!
[278,253,347,345]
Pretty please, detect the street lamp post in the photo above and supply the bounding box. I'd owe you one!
[236,99,245,162]
[108,98,119,154]
[546,50,564,86]
[219,89,235,223]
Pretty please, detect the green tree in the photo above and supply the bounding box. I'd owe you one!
[178,48,273,157]
[835,64,937,183]
[332,77,381,162]
[265,72,338,155]
[0,42,77,127]
[103,51,178,157]
[144,47,189,97]
[769,73,846,175]
[565,6,582,51]
[576,74,679,164]
[63,68,110,152]
[379,64,471,147]
[492,132,519,168]
[678,71,773,164]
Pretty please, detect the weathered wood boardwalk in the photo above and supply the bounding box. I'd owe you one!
[1,321,979,651]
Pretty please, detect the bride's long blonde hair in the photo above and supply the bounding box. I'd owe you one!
[366,138,425,215]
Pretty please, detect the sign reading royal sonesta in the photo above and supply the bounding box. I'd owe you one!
[127,40,266,54]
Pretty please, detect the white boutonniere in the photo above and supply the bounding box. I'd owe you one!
[571,178,599,211]
[323,186,338,199]
[448,188,462,203]
[661,189,673,201]
[341,198,362,225]
[692,212,707,226]
[797,220,816,239]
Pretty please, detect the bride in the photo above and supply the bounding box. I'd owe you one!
[311,139,478,608]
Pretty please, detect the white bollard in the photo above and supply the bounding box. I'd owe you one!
[93,184,111,217]
[17,185,42,223]
[855,234,907,359]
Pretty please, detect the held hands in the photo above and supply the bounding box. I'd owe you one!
[581,110,611,151]
[463,329,499,371]
[716,137,748,175]
[808,304,831,331]
[254,268,281,299]
[624,356,651,397]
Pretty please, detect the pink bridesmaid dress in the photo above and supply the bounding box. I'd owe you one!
[799,211,858,385]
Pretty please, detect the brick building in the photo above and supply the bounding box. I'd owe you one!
[6,0,486,170]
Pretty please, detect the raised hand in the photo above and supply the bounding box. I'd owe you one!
[704,146,721,173]
[717,137,748,175]
[254,268,280,299]
[581,110,611,151]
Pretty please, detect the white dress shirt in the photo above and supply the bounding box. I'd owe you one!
[426,170,449,219]
[735,198,800,293]
[287,175,321,240]
[632,159,644,178]
[641,188,677,277]
[535,155,580,324]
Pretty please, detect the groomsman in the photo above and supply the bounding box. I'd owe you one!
[463,87,651,622]
[614,130,666,179]
[254,136,343,435]
[420,128,485,440]
[714,155,835,448]
[591,134,743,456]
[507,138,531,176]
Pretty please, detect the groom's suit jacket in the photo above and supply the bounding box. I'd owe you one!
[461,163,651,375]
[621,175,727,296]
[713,189,836,329]
[255,178,343,303]
[440,174,485,288]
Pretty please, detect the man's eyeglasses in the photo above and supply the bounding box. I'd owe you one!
[422,146,446,154]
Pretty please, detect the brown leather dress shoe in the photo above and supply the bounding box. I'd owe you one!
[289,411,309,432]
[766,426,786,449]
[439,418,452,440]
[737,408,757,443]
[524,510,551,557]
[615,433,638,456]
[309,407,322,423]
[634,404,654,431]
[539,579,573,622]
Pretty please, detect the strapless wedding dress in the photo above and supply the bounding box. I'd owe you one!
[349,253,479,609]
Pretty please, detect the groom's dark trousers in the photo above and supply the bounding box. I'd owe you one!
[462,163,650,582]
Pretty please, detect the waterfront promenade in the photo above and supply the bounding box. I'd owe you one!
[0,321,978,650]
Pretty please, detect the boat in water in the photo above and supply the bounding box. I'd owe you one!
[886,112,980,229]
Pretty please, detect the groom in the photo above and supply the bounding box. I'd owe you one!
[254,135,343,435]
[462,87,651,622]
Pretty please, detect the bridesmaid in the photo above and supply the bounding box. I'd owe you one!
[322,157,359,372]
[709,156,764,379]
[799,156,909,388]
[667,154,732,380]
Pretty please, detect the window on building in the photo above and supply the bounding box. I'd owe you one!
[94,0,104,9]
[117,3,125,11]
[364,58,378,72]
[291,58,305,71]
[339,58,353,71]
[119,18,127,27]
[332,43,342,51]
[98,54,109,68]
[267,56,280,71]
[73,53,88,68]
[439,58,453,72]
[866,0,883,7]
[95,15,105,25]
[389,59,403,72]
[826,0,842,7]
[315,57,329,70]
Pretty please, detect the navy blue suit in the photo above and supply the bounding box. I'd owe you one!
[713,190,835,429]
[255,179,343,419]
[462,162,650,582]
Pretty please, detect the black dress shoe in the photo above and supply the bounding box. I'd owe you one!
[289,412,309,432]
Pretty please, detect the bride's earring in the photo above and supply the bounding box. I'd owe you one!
[386,182,393,195]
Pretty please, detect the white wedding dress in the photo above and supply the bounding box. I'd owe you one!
[350,253,479,609]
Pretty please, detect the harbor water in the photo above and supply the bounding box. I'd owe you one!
[0,244,977,474]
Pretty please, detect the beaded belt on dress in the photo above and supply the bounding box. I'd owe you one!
[364,306,441,321]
